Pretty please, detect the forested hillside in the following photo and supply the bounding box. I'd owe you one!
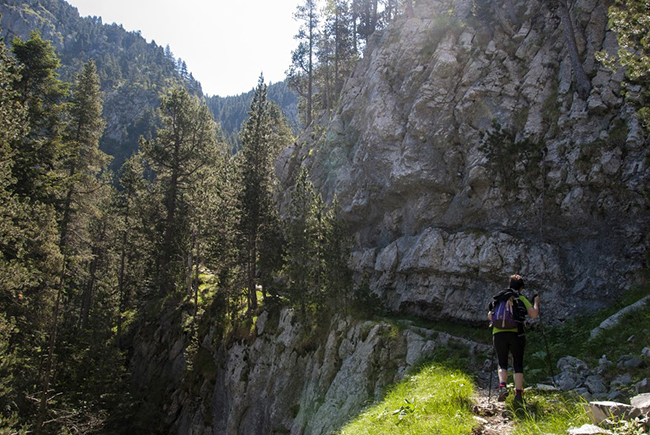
[0,0,204,171]
[207,81,299,152]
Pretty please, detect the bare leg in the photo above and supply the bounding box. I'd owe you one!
[514,373,524,391]
[499,368,508,384]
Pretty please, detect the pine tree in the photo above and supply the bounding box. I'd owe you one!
[288,0,319,126]
[322,0,356,109]
[114,152,151,346]
[36,59,108,434]
[322,197,353,309]
[0,29,63,431]
[283,166,317,319]
[354,0,380,49]
[140,87,220,295]
[237,74,279,312]
[10,31,68,203]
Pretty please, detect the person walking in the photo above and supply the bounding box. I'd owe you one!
[488,274,540,405]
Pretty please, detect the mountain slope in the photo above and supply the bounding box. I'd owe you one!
[278,0,650,324]
[0,0,207,171]
[0,0,299,169]
[207,80,299,152]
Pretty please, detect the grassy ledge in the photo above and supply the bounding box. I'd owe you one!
[338,363,476,435]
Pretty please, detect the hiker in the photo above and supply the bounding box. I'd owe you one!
[488,274,540,404]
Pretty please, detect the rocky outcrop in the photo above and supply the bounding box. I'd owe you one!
[278,0,650,323]
[170,308,489,435]
[551,351,649,402]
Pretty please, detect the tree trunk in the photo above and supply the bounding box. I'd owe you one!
[80,246,99,329]
[161,138,181,294]
[193,231,200,333]
[116,203,128,349]
[36,164,77,434]
[307,6,314,126]
[35,253,67,435]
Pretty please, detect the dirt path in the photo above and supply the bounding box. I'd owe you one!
[472,387,516,434]
[470,368,517,434]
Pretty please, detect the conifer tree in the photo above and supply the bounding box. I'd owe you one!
[0,31,33,426]
[1,30,63,431]
[283,166,317,319]
[237,74,279,311]
[322,197,353,309]
[288,0,319,126]
[140,87,220,295]
[36,59,107,434]
[322,0,356,109]
[115,152,151,345]
[10,31,68,203]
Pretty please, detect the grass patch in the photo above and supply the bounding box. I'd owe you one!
[381,314,492,345]
[524,285,650,385]
[510,391,590,435]
[338,362,476,435]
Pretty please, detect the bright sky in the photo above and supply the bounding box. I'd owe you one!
[66,0,303,97]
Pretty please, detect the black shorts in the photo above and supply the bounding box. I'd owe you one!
[493,332,526,373]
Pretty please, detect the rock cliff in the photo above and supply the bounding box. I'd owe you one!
[278,0,650,324]
[162,308,489,435]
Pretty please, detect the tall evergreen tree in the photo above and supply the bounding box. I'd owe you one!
[140,87,220,295]
[237,74,279,312]
[288,0,319,126]
[36,59,108,435]
[322,197,353,309]
[354,0,380,49]
[321,0,356,109]
[283,166,317,319]
[10,31,68,203]
[114,152,151,346]
[0,28,63,432]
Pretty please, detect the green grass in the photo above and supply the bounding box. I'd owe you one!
[338,285,650,435]
[379,314,492,345]
[524,285,650,385]
[510,391,590,435]
[338,362,477,435]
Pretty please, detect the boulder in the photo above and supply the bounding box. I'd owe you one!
[631,393,650,415]
[567,424,612,435]
[610,373,632,389]
[617,355,643,369]
[585,375,608,395]
[635,378,650,395]
[585,401,641,425]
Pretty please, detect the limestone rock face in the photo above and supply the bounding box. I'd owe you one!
[279,0,650,323]
[171,309,490,435]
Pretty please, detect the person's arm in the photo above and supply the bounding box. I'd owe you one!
[527,295,540,319]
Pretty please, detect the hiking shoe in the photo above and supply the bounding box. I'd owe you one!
[513,393,524,408]
[497,386,509,402]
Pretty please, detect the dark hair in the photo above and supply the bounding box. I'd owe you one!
[509,274,525,291]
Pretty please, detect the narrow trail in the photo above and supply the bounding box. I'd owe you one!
[471,387,516,434]
[470,362,518,434]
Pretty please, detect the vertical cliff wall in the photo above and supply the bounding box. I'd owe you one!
[277,0,650,323]
[163,309,489,435]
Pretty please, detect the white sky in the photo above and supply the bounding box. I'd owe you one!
[66,0,303,97]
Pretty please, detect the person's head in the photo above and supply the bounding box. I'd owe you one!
[509,274,525,291]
